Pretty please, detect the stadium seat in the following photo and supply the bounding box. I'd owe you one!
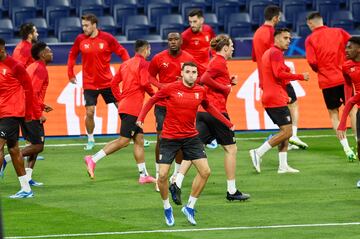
[6,37,21,45]
[113,4,137,32]
[215,1,240,26]
[204,13,219,33]
[180,2,206,20]
[224,12,249,32]
[27,17,49,37]
[36,0,45,12]
[98,16,117,35]
[146,3,172,28]
[12,7,37,30]
[115,35,127,41]
[0,0,9,12]
[123,15,150,40]
[329,10,354,31]
[76,0,104,17]
[282,0,307,27]
[246,0,279,11]
[211,0,245,11]
[110,0,137,14]
[56,16,81,37]
[139,34,162,41]
[226,13,252,38]
[0,19,13,41]
[295,11,312,37]
[160,23,184,39]
[9,0,36,16]
[349,0,360,23]
[157,14,184,33]
[249,0,275,26]
[315,0,340,24]
[40,37,59,43]
[45,3,71,30]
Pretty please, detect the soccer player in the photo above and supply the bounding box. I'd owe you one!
[170,34,250,205]
[12,23,38,68]
[249,28,309,174]
[67,13,130,150]
[148,32,195,190]
[0,38,34,198]
[137,62,234,226]
[305,12,356,161]
[337,36,360,169]
[252,5,308,150]
[0,42,53,186]
[84,40,156,183]
[182,8,217,149]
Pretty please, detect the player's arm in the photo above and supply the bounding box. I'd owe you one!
[67,36,81,84]
[337,93,360,138]
[271,51,307,82]
[32,67,49,112]
[148,56,164,89]
[343,72,353,103]
[14,64,33,121]
[200,71,231,94]
[111,69,123,102]
[111,36,130,61]
[139,62,155,96]
[136,87,170,128]
[305,38,318,72]
[201,98,234,129]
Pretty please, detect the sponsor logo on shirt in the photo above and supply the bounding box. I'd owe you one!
[194,93,199,99]
[83,43,90,49]
[161,62,169,68]
[194,40,199,45]
[205,36,209,42]
[99,43,104,49]
[177,92,183,97]
[350,67,355,72]
[0,131,5,137]
[1,68,6,75]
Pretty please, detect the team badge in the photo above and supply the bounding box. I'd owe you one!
[350,67,355,72]
[205,36,209,41]
[1,68,6,75]
[286,116,291,122]
[194,40,199,45]
[99,43,104,49]
[195,93,199,99]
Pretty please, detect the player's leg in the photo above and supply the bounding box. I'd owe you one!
[277,126,299,174]
[84,89,99,150]
[154,105,166,191]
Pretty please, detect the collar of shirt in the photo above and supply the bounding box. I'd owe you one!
[313,25,327,32]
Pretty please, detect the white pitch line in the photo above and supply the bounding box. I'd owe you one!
[41,134,345,147]
[5,222,360,239]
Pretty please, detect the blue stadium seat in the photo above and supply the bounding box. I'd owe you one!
[204,13,219,33]
[0,0,9,12]
[160,24,184,39]
[147,3,172,28]
[40,37,59,43]
[178,0,208,10]
[157,14,184,33]
[0,19,13,41]
[329,10,354,31]
[295,11,312,37]
[123,15,150,40]
[215,1,240,26]
[113,4,137,31]
[180,2,206,20]
[43,0,70,14]
[76,0,104,16]
[12,7,37,30]
[115,35,127,41]
[110,0,137,14]
[7,37,21,45]
[226,13,252,38]
[9,0,36,16]
[139,34,162,41]
[56,16,81,37]
[98,16,117,35]
[27,17,48,37]
[349,0,360,23]
[315,0,340,24]
[246,0,279,11]
[249,0,275,26]
[282,0,307,27]
[211,0,245,11]
[45,1,71,30]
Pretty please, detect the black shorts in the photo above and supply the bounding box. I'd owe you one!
[154,105,166,132]
[196,112,236,146]
[84,87,116,106]
[21,120,45,145]
[356,110,360,140]
[159,136,207,164]
[0,117,22,148]
[286,83,297,104]
[119,113,143,138]
[265,106,292,126]
[322,84,345,110]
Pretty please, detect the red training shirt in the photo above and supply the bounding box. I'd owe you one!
[67,30,130,90]
[252,24,275,89]
[305,26,351,89]
[261,46,305,108]
[26,60,49,120]
[0,55,33,120]
[148,49,195,106]
[12,40,35,68]
[111,54,155,117]
[182,24,216,69]
[137,81,233,139]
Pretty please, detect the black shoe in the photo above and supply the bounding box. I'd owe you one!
[226,190,250,201]
[169,183,182,205]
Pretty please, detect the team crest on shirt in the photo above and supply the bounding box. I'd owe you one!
[194,93,199,99]
[194,40,199,45]
[99,43,104,49]
[350,67,356,72]
[1,68,6,75]
[161,62,169,68]
[205,35,209,42]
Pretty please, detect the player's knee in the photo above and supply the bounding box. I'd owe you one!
[224,144,237,156]
[201,167,211,179]
[158,172,168,182]
[36,144,44,153]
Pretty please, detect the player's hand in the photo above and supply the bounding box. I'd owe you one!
[40,115,47,123]
[302,72,310,81]
[230,75,238,85]
[69,77,77,84]
[136,121,144,129]
[230,125,235,131]
[44,104,53,112]
[336,129,346,139]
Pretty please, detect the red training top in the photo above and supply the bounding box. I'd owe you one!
[305,26,350,89]
[67,30,130,90]
[137,81,233,139]
[111,54,155,117]
[261,46,305,108]
[12,40,35,68]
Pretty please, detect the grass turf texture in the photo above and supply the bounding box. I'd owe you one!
[1,129,360,238]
